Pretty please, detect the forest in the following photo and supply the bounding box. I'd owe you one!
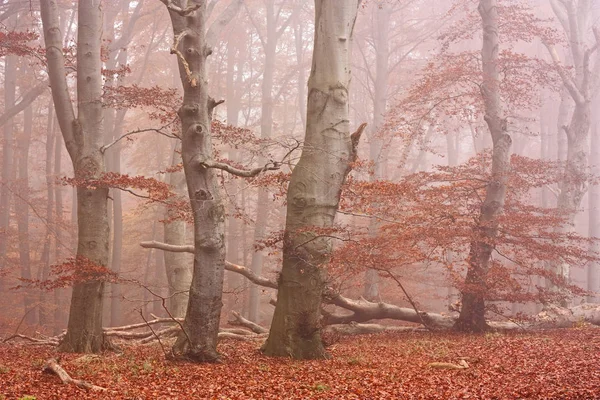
[1,0,600,398]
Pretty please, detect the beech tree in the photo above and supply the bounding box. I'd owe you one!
[160,0,242,362]
[40,0,109,352]
[262,0,365,360]
[453,0,511,332]
[544,0,600,298]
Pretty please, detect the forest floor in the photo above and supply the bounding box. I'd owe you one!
[0,327,599,399]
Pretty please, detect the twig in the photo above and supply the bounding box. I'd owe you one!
[2,306,38,343]
[138,310,169,357]
[383,270,432,331]
[101,125,178,153]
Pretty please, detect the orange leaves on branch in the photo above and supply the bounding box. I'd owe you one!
[333,153,599,304]
[15,256,118,290]
[0,29,40,58]
[62,172,174,203]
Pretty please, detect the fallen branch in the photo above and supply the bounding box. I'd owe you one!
[228,311,269,334]
[323,322,425,336]
[43,358,106,391]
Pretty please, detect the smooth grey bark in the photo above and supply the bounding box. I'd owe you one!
[262,0,363,359]
[0,52,17,294]
[455,0,512,332]
[163,0,227,362]
[293,18,307,131]
[364,3,391,301]
[163,141,193,318]
[41,0,109,353]
[16,104,35,325]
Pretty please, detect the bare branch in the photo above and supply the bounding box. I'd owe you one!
[199,159,281,178]
[544,43,586,104]
[101,125,179,153]
[139,241,278,289]
[0,82,46,128]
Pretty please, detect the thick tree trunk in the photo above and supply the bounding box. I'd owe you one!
[455,0,511,332]
[165,1,227,362]
[263,0,362,359]
[41,0,109,353]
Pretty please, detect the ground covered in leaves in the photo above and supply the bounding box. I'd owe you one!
[1,328,599,399]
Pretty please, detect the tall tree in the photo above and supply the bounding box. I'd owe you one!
[454,0,511,332]
[0,42,17,293]
[161,0,240,362]
[40,0,110,352]
[263,0,364,359]
[545,0,599,297]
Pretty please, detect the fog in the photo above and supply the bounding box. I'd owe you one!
[0,0,599,357]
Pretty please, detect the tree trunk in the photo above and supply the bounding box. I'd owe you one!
[263,0,362,359]
[164,1,227,362]
[545,0,596,304]
[455,0,511,332]
[588,123,600,302]
[39,102,55,328]
[0,52,17,293]
[248,0,277,323]
[16,104,35,325]
[364,2,390,302]
[41,0,109,353]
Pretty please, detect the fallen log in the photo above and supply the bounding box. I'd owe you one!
[323,322,425,336]
[228,311,269,334]
[43,358,106,391]
[139,241,600,330]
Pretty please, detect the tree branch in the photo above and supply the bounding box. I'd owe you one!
[544,43,586,104]
[0,82,46,128]
[101,125,179,153]
[140,240,278,289]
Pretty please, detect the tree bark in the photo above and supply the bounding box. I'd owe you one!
[163,0,231,362]
[163,141,193,318]
[262,0,362,359]
[0,52,17,294]
[455,0,512,332]
[41,0,109,353]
